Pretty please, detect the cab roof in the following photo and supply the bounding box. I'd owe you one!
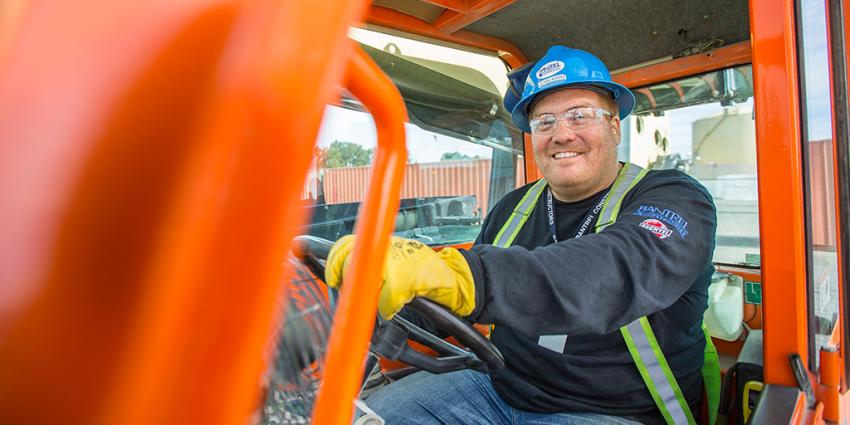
[370,0,751,70]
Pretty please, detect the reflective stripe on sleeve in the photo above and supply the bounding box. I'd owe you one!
[621,317,696,425]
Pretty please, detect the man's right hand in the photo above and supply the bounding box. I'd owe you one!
[325,235,477,320]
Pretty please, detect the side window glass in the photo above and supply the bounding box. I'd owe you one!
[621,65,760,267]
[797,0,840,369]
[301,29,524,246]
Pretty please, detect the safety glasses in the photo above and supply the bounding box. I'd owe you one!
[529,107,613,136]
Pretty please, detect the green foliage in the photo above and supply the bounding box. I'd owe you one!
[440,151,479,161]
[321,141,374,168]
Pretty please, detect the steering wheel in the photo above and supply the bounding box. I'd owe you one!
[292,235,504,375]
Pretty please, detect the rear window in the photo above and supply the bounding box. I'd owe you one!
[620,65,760,266]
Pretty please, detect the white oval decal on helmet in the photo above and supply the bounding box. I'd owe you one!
[536,60,564,79]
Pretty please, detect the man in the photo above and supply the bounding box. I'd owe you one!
[327,46,718,425]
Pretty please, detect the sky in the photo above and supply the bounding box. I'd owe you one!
[799,0,833,142]
[315,106,494,163]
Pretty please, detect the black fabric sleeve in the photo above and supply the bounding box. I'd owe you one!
[463,174,716,336]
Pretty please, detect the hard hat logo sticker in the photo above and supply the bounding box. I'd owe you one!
[536,61,564,79]
[638,219,673,239]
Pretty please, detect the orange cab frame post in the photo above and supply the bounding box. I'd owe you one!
[311,43,409,425]
[749,0,811,387]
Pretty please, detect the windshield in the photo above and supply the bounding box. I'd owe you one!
[301,28,524,246]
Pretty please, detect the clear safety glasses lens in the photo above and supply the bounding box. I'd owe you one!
[529,107,612,135]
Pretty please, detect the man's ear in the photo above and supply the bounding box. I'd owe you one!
[611,117,621,144]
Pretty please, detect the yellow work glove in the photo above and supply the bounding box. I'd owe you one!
[325,235,476,319]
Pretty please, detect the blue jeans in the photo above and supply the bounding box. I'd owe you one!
[363,370,643,425]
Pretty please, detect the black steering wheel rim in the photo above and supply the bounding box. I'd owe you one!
[291,235,504,374]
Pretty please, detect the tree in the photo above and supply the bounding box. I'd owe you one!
[320,141,374,168]
[440,151,479,161]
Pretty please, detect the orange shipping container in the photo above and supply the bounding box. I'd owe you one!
[320,159,524,214]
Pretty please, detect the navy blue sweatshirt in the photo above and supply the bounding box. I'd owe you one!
[460,168,716,421]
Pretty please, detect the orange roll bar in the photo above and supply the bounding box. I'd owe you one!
[311,44,409,424]
[0,0,369,423]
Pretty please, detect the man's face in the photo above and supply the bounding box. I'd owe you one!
[529,88,621,201]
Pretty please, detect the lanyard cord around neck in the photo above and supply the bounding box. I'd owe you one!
[545,186,608,243]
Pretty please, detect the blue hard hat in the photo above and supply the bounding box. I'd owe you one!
[506,46,635,133]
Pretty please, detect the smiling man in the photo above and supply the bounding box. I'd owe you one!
[528,87,621,202]
[329,46,719,425]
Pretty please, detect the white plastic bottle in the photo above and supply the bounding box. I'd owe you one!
[704,272,744,341]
